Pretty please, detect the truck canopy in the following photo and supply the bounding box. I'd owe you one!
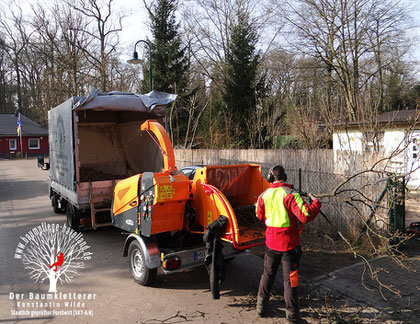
[74,89,177,116]
[48,90,176,204]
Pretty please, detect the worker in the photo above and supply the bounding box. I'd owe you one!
[256,165,321,323]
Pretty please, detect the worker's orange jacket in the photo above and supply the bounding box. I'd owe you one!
[256,182,321,251]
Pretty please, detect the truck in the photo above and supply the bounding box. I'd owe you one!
[38,89,177,230]
[40,89,270,290]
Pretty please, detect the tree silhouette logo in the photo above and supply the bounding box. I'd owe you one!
[14,223,92,292]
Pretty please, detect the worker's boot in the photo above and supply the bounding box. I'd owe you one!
[286,309,306,323]
[256,295,268,317]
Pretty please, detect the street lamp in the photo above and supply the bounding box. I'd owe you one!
[128,39,153,91]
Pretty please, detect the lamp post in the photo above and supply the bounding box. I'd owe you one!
[127,39,153,91]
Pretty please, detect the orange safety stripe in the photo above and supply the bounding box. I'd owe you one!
[290,270,299,288]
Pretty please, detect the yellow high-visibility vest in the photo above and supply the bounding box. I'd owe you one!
[262,187,309,228]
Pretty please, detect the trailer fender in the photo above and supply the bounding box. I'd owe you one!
[123,234,161,269]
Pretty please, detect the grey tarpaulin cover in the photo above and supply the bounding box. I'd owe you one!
[73,89,177,115]
[48,89,176,197]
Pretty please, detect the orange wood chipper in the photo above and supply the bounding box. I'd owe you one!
[111,120,270,286]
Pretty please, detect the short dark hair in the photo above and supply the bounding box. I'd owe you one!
[272,165,286,181]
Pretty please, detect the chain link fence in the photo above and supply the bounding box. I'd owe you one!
[293,169,388,237]
[176,156,389,238]
[263,164,388,238]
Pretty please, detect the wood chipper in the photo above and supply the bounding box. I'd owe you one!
[111,120,270,286]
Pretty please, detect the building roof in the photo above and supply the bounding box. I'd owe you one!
[328,109,419,129]
[375,109,419,124]
[0,114,48,136]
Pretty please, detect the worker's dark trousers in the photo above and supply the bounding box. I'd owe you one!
[257,246,302,312]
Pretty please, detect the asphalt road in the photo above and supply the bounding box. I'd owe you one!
[0,159,282,324]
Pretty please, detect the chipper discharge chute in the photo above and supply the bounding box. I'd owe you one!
[111,120,270,286]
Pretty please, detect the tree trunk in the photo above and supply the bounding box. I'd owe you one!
[48,268,57,292]
[15,61,23,113]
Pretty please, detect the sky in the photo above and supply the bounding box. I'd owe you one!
[405,0,420,74]
[115,0,150,60]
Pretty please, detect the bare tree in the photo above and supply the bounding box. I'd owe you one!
[0,5,32,114]
[14,223,92,292]
[282,0,416,121]
[16,2,91,123]
[68,0,124,92]
[183,93,208,148]
[306,113,420,296]
[0,34,12,113]
[50,2,91,96]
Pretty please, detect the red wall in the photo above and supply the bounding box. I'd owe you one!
[0,136,49,157]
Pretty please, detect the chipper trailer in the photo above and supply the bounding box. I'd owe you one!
[111,120,270,286]
[39,89,270,288]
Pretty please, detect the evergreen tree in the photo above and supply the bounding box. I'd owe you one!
[144,0,190,146]
[223,11,259,147]
[144,0,188,95]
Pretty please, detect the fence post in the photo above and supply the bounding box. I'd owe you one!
[353,183,388,245]
[298,168,302,193]
[387,175,406,245]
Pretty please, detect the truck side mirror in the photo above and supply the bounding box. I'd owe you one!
[37,155,50,170]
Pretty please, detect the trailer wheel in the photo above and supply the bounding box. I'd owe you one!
[66,203,80,232]
[52,195,63,214]
[128,240,157,286]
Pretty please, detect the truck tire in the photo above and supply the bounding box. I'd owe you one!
[66,203,80,232]
[52,195,62,214]
[128,240,157,286]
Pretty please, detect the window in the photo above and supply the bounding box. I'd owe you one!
[28,138,40,150]
[9,139,17,150]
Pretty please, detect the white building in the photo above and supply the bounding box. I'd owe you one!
[333,110,420,189]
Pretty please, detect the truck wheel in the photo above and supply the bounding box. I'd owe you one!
[52,195,62,214]
[128,240,157,286]
[66,203,80,232]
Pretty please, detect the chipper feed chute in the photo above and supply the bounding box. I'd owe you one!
[190,164,269,249]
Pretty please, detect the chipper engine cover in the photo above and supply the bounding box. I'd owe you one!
[111,170,190,236]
